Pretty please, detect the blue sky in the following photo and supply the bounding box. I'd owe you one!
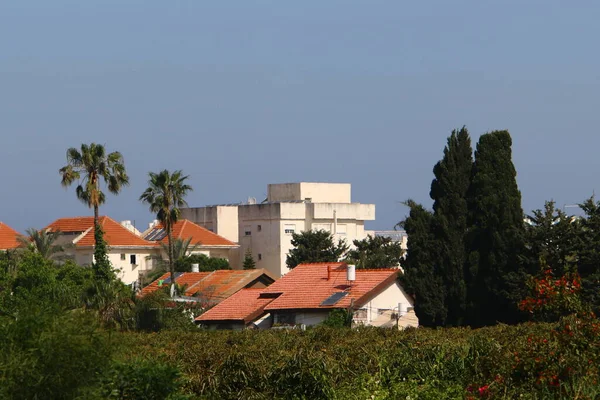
[2,1,600,233]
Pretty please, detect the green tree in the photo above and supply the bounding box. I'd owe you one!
[345,235,403,269]
[17,228,72,261]
[398,200,447,326]
[243,249,256,270]
[523,201,580,277]
[148,238,199,271]
[573,197,600,312]
[286,230,349,269]
[466,130,526,326]
[140,170,192,292]
[429,126,473,326]
[59,143,129,282]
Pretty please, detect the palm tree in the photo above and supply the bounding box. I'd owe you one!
[146,237,199,270]
[59,143,129,228]
[17,228,72,261]
[139,170,192,292]
[59,143,129,281]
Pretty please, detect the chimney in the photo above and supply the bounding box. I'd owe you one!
[347,264,356,281]
[191,263,200,273]
[327,265,331,280]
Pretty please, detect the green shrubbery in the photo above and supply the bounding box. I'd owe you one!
[112,319,600,399]
[3,250,600,399]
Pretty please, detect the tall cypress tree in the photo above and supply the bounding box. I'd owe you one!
[399,200,447,326]
[430,127,473,326]
[466,130,526,326]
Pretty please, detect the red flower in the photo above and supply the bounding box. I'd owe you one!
[478,385,489,396]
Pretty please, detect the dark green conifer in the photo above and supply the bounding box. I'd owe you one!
[466,130,526,325]
[399,200,447,326]
[430,127,473,326]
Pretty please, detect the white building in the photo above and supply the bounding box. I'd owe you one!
[181,182,376,277]
[44,216,238,285]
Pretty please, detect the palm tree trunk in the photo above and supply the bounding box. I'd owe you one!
[166,221,176,295]
[93,204,100,246]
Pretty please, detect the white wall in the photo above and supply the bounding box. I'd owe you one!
[268,182,351,203]
[357,281,414,325]
[74,248,155,285]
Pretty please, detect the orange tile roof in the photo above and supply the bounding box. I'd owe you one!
[0,222,21,250]
[145,219,237,247]
[196,288,275,323]
[45,216,154,248]
[140,269,276,302]
[261,262,399,311]
[140,272,211,296]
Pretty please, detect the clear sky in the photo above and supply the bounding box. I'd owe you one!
[2,1,600,233]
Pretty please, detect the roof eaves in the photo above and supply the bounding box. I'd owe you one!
[353,270,400,308]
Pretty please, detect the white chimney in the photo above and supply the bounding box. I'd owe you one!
[398,302,408,317]
[347,264,356,281]
[149,219,159,229]
[191,263,199,273]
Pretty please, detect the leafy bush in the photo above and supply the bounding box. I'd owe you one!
[100,359,187,400]
[110,319,600,399]
[0,308,111,399]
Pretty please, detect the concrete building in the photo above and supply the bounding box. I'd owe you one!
[181,182,376,277]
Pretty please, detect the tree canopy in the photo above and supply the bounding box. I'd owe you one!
[345,235,403,269]
[140,169,192,292]
[286,230,349,269]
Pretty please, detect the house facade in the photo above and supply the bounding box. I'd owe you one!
[197,262,418,330]
[45,216,156,284]
[181,182,376,277]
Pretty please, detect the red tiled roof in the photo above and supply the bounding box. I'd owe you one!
[196,288,275,323]
[145,219,237,247]
[140,272,211,296]
[140,269,276,301]
[262,262,399,311]
[0,222,21,250]
[45,216,153,247]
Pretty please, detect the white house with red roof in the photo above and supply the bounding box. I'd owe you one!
[196,262,418,330]
[45,216,156,284]
[45,216,239,285]
[0,222,21,251]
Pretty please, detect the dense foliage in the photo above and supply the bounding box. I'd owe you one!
[286,229,349,269]
[401,128,530,327]
[113,317,600,399]
[345,235,403,269]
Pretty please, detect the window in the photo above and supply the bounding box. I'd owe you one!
[258,254,262,261]
[257,225,262,232]
[276,313,296,325]
[130,254,137,265]
[120,253,126,261]
[336,224,347,235]
[284,224,296,234]
[244,225,251,236]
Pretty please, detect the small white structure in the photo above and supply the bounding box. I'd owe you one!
[181,182,376,277]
